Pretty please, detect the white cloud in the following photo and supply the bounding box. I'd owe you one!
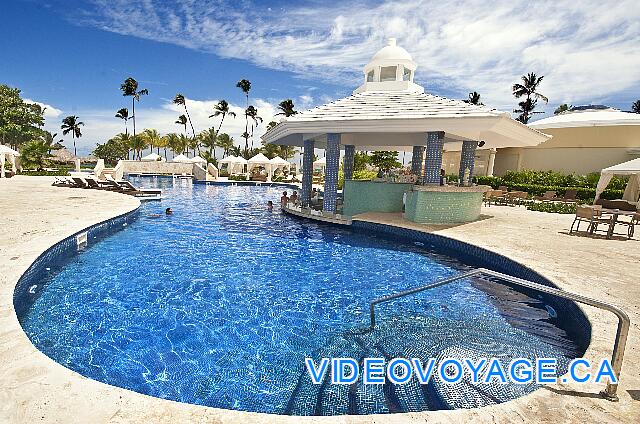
[79,0,640,112]
[44,97,277,155]
[24,99,63,119]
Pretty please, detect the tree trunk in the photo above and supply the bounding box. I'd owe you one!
[132,98,136,137]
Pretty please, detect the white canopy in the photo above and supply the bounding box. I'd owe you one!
[270,156,290,166]
[218,155,247,174]
[313,157,326,170]
[190,155,207,164]
[141,153,162,161]
[248,153,271,166]
[595,158,640,203]
[172,154,192,163]
[0,144,19,178]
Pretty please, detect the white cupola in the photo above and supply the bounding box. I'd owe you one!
[354,38,423,94]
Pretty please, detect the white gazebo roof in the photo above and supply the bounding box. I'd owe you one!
[529,107,640,129]
[190,155,207,164]
[172,154,191,163]
[602,157,640,175]
[141,152,162,161]
[248,153,271,164]
[270,156,290,166]
[0,145,19,156]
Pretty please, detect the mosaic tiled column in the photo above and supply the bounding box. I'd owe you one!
[301,139,315,207]
[458,140,478,185]
[423,131,445,185]
[411,146,425,180]
[323,133,340,214]
[343,145,355,180]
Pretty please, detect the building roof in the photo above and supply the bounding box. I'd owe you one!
[529,107,640,129]
[263,90,549,150]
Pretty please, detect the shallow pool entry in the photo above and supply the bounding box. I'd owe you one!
[16,178,587,415]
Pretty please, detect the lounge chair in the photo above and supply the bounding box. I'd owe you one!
[115,180,162,194]
[534,190,557,202]
[570,205,612,236]
[554,189,578,203]
[71,177,90,188]
[52,177,75,187]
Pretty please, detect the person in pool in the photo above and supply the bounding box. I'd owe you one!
[165,207,173,215]
[280,191,289,207]
[267,201,273,211]
[290,191,299,205]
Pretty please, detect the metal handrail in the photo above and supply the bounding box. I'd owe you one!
[369,267,630,401]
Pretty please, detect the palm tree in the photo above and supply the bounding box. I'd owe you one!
[175,114,188,136]
[632,100,640,114]
[173,94,196,137]
[209,99,237,134]
[229,145,242,157]
[157,135,169,158]
[245,105,262,150]
[266,121,278,131]
[236,79,251,154]
[512,73,548,123]
[463,91,483,105]
[165,133,182,158]
[179,134,191,156]
[513,98,543,124]
[199,128,218,159]
[554,104,571,115]
[120,78,148,137]
[276,99,297,116]
[216,133,234,157]
[115,108,130,135]
[60,115,84,156]
[141,129,161,155]
[40,131,64,152]
[128,135,146,160]
[111,132,132,159]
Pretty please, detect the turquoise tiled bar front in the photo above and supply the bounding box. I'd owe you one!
[343,180,413,216]
[405,185,490,223]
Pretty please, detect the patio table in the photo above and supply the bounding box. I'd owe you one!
[601,208,639,239]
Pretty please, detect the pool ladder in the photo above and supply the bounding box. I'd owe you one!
[369,267,630,402]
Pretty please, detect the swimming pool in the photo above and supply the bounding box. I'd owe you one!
[15,177,588,415]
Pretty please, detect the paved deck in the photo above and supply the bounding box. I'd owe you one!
[1,176,638,423]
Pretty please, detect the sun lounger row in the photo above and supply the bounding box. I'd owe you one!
[53,176,161,197]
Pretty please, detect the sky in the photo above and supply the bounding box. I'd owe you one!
[2,0,639,155]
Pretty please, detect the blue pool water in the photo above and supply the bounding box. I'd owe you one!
[17,177,584,415]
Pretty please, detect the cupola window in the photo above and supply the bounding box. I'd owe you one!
[402,66,412,81]
[380,66,397,82]
[366,70,375,82]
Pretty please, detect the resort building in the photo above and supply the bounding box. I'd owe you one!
[443,105,640,176]
[263,38,546,223]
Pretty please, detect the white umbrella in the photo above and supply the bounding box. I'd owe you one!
[172,154,192,163]
[190,155,207,164]
[141,152,162,161]
[0,145,19,178]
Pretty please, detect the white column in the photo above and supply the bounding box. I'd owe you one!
[487,148,496,177]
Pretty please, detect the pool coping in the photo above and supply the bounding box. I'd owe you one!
[1,177,637,423]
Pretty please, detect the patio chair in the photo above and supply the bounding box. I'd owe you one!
[614,213,640,239]
[570,205,612,236]
[554,189,578,203]
[483,190,505,206]
[534,191,557,202]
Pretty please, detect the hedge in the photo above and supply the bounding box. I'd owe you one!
[474,176,624,201]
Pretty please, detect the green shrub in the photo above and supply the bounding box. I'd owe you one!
[227,175,246,181]
[219,170,229,177]
[473,173,624,201]
[19,168,71,176]
[527,202,578,214]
